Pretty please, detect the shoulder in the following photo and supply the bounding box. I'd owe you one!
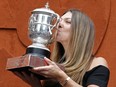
[84,57,110,87]
[89,57,109,71]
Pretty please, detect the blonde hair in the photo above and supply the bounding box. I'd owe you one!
[51,9,95,85]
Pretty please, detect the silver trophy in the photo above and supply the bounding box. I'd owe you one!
[26,2,60,58]
[6,3,60,74]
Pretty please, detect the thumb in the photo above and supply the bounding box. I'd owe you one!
[44,57,53,65]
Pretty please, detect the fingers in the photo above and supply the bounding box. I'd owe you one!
[29,58,59,79]
[31,57,54,71]
[44,57,54,65]
[30,65,51,78]
[32,66,49,72]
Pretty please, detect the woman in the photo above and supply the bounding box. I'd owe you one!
[13,9,110,87]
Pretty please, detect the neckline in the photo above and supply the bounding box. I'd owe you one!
[86,65,109,73]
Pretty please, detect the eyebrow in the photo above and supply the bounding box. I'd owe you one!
[61,18,71,20]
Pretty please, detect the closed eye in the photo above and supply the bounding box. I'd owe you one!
[66,20,71,24]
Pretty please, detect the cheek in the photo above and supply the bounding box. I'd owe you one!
[64,32,71,39]
[64,27,71,37]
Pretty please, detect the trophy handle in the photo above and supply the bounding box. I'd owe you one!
[51,13,60,30]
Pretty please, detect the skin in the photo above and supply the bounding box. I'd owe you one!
[13,11,109,87]
[55,11,72,51]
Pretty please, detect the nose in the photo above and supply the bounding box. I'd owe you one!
[58,18,64,26]
[56,22,62,30]
[56,18,63,29]
[59,18,63,23]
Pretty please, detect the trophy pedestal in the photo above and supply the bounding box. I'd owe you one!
[6,54,48,70]
[6,54,48,79]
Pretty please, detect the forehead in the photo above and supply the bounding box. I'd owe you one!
[61,11,72,19]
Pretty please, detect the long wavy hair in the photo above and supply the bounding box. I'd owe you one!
[51,9,95,85]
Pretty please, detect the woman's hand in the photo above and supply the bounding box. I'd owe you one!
[30,57,64,80]
[12,70,42,87]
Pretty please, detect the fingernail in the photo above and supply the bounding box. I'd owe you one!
[44,57,47,58]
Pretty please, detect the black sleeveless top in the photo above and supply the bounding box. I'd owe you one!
[43,65,110,87]
[82,65,110,87]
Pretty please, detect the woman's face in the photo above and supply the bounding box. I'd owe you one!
[56,11,72,44]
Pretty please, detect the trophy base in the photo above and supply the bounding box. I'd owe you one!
[6,54,48,79]
[6,54,48,70]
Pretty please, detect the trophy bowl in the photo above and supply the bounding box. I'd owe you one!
[27,2,60,58]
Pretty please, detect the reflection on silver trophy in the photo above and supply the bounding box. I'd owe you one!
[26,2,60,58]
